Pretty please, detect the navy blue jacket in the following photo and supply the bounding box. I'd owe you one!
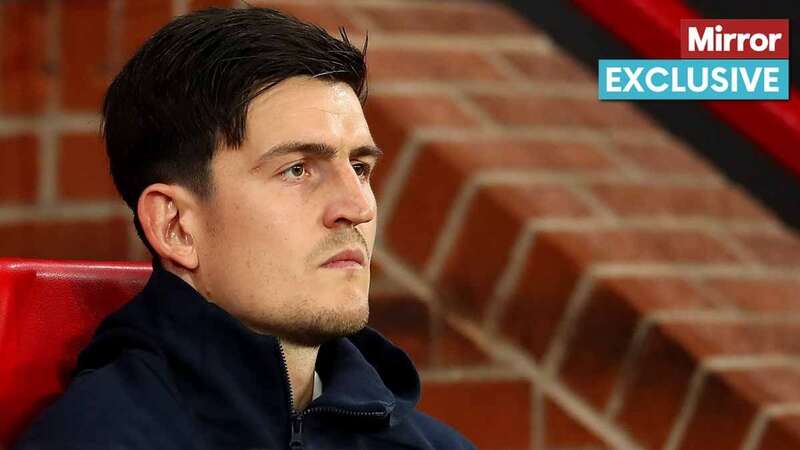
[12,262,475,450]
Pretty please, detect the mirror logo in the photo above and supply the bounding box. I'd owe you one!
[598,19,789,100]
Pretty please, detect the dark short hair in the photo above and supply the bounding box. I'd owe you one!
[102,7,368,256]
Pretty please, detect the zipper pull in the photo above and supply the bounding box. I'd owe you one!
[289,413,304,450]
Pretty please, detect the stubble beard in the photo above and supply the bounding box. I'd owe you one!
[266,294,370,347]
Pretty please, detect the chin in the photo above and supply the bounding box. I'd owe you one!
[282,313,368,347]
[272,291,370,347]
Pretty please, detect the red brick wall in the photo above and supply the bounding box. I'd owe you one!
[2,1,800,450]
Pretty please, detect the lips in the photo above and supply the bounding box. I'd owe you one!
[320,248,366,267]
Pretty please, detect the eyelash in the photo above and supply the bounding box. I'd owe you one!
[280,161,374,182]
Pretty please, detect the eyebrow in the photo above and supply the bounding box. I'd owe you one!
[254,141,383,167]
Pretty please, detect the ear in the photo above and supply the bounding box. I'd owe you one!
[137,183,200,270]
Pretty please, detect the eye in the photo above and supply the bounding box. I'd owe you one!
[352,162,373,180]
[281,163,307,180]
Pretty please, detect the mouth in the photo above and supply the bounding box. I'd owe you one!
[320,247,366,269]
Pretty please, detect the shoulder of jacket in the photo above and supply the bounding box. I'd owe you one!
[11,350,194,450]
[404,410,477,450]
[73,347,183,406]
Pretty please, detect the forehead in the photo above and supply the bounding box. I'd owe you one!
[241,76,371,152]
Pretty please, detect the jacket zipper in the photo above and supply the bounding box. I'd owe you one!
[290,407,387,450]
[277,341,304,450]
[277,341,388,450]
[289,413,304,450]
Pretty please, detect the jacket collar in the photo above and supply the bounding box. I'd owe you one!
[76,260,420,428]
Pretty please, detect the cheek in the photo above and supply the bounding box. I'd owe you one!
[201,193,261,259]
[211,190,304,263]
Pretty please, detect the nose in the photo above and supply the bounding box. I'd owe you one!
[322,160,376,230]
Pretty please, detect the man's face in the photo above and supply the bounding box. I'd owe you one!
[194,76,379,346]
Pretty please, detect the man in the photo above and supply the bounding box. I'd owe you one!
[12,7,475,450]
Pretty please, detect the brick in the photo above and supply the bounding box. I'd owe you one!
[437,184,595,320]
[419,379,531,450]
[499,230,739,360]
[61,0,111,111]
[189,0,232,9]
[590,183,775,221]
[502,51,593,83]
[0,217,130,260]
[676,370,757,450]
[612,278,720,312]
[0,135,39,203]
[121,0,172,61]
[539,229,741,265]
[369,293,431,367]
[368,289,488,368]
[758,415,800,450]
[673,368,800,450]
[363,94,477,194]
[0,0,49,113]
[544,399,606,448]
[663,321,800,358]
[560,277,716,410]
[58,133,117,201]
[618,330,800,450]
[731,230,800,267]
[252,1,360,35]
[358,3,535,35]
[723,367,800,404]
[472,95,658,130]
[387,139,613,270]
[615,320,800,448]
[427,139,613,173]
[368,49,505,82]
[705,278,800,312]
[612,138,716,176]
[615,323,697,449]
[434,321,488,366]
[498,233,581,361]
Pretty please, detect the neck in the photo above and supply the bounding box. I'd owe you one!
[279,339,320,411]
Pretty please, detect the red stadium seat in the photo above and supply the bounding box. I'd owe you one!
[0,258,151,448]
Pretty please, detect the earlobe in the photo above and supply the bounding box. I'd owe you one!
[138,184,199,270]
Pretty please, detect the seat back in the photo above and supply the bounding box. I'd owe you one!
[0,258,151,447]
